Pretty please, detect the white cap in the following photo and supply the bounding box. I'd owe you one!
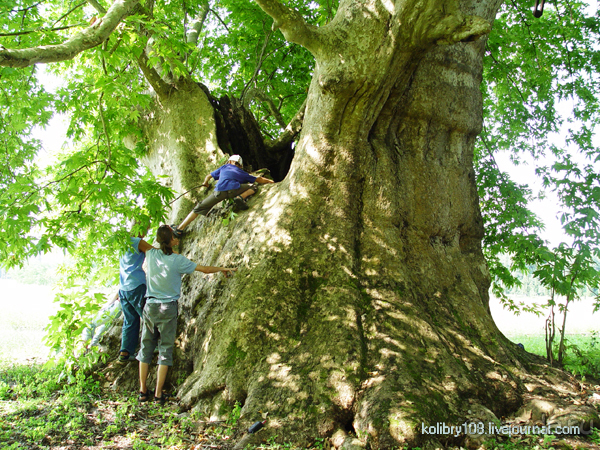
[228,155,243,165]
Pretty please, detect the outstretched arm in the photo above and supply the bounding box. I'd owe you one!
[138,239,154,253]
[196,266,237,277]
[256,176,274,184]
[201,174,214,188]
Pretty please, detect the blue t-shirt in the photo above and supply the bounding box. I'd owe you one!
[211,164,257,192]
[119,237,146,291]
[145,249,197,303]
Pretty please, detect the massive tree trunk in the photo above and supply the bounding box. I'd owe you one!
[102,0,596,448]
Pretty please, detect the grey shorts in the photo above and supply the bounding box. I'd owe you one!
[137,301,178,366]
[192,183,257,215]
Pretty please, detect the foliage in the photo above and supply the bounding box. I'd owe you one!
[477,0,600,362]
[0,360,199,449]
[0,0,327,377]
[0,0,599,380]
[43,285,112,382]
[0,0,320,269]
[561,331,600,379]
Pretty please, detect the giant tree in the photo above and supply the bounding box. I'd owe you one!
[1,0,599,448]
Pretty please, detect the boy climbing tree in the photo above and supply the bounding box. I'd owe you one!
[172,155,274,236]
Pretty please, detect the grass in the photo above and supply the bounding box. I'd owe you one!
[0,360,599,450]
[0,360,235,449]
[507,332,600,379]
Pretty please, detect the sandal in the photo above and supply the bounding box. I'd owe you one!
[154,392,173,405]
[138,390,151,403]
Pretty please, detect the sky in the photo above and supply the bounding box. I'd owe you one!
[494,151,568,248]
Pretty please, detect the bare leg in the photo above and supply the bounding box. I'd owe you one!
[139,361,150,393]
[239,186,257,200]
[178,211,199,230]
[155,364,169,398]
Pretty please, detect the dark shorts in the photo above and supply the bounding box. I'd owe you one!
[192,183,257,215]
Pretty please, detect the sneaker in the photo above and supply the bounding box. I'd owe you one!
[233,196,249,211]
[169,225,184,238]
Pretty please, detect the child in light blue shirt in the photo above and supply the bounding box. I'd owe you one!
[136,225,236,404]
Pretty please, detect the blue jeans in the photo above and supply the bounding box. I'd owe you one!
[119,284,147,355]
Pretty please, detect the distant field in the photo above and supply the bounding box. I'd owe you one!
[488,294,599,336]
[0,279,57,363]
[0,279,597,365]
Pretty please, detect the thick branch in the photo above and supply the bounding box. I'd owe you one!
[137,51,171,98]
[401,0,492,47]
[432,14,491,45]
[0,0,139,68]
[265,98,306,154]
[253,0,319,54]
[87,0,107,15]
[185,1,210,44]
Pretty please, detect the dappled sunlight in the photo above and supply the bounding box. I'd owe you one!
[294,133,328,177]
[379,347,403,358]
[341,265,356,278]
[362,374,386,389]
[446,328,498,364]
[267,354,301,393]
[329,370,354,409]
[202,327,212,366]
[257,324,282,341]
[319,233,350,256]
[242,188,294,252]
[318,354,336,370]
[388,409,417,442]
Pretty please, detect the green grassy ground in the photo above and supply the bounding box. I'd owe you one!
[1,360,599,450]
[506,333,600,379]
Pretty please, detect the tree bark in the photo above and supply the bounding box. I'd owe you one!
[103,0,591,448]
[0,0,139,67]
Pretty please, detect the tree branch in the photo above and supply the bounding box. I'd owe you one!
[250,88,287,129]
[52,1,87,27]
[253,0,320,54]
[0,2,43,15]
[208,7,230,33]
[186,0,210,44]
[241,28,273,102]
[265,98,306,154]
[87,0,107,15]
[0,24,86,37]
[0,0,140,68]
[136,50,172,97]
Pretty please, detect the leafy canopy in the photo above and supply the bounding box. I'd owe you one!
[477,0,600,312]
[0,0,599,328]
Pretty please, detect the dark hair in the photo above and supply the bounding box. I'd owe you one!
[156,225,174,255]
